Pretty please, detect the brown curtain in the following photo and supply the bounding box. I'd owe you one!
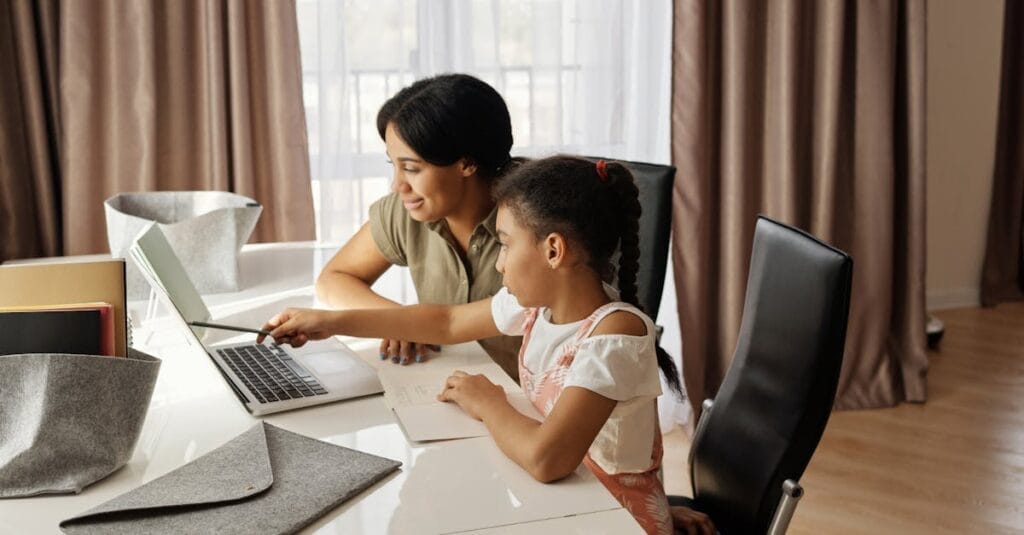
[0,0,314,260]
[671,0,928,411]
[981,0,1024,307]
[0,0,62,261]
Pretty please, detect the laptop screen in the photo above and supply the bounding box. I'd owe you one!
[129,223,213,341]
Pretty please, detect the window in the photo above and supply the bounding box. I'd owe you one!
[297,0,672,243]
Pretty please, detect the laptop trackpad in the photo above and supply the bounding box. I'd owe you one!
[298,351,366,377]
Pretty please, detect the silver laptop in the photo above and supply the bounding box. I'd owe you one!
[129,223,382,416]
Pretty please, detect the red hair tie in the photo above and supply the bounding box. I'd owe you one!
[595,159,609,182]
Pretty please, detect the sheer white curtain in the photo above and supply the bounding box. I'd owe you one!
[297,0,673,241]
[296,0,687,428]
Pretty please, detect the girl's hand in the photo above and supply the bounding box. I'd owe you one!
[258,308,339,347]
[670,506,715,535]
[379,339,441,365]
[436,371,505,420]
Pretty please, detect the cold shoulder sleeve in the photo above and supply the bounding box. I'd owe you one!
[564,335,663,401]
[490,287,528,336]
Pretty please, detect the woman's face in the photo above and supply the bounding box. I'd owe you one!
[384,122,471,222]
[494,205,552,307]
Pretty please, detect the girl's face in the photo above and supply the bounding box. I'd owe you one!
[494,205,553,307]
[384,122,472,222]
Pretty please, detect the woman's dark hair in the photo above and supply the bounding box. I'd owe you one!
[377,73,514,179]
[493,156,683,397]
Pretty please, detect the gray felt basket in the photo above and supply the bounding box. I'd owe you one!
[105,191,262,299]
[0,349,161,498]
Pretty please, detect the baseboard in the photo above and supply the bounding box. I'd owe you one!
[926,287,980,311]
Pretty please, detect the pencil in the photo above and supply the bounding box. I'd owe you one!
[188,320,271,337]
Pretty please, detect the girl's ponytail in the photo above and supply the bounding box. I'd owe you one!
[604,162,642,309]
[604,161,683,399]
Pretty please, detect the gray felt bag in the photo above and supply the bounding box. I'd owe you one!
[0,349,161,498]
[104,191,262,299]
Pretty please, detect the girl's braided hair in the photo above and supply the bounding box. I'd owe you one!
[493,155,683,397]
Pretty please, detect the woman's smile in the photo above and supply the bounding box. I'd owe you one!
[402,197,425,210]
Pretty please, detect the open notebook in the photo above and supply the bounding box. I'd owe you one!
[379,359,542,442]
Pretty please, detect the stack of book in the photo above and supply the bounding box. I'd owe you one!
[0,302,116,356]
[0,259,127,357]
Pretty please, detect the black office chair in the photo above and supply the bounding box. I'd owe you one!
[585,157,675,321]
[669,216,853,534]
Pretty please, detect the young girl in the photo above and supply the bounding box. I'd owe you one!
[260,156,712,535]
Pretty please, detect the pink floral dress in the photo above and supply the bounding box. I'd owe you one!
[518,302,673,535]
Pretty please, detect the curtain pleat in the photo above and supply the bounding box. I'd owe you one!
[981,0,1024,306]
[671,0,928,411]
[61,0,314,253]
[0,0,314,260]
[0,0,62,262]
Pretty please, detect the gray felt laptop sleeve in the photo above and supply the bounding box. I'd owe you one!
[59,422,402,535]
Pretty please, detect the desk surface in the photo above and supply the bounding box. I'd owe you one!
[0,243,641,534]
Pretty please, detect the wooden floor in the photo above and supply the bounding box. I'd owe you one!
[662,302,1024,534]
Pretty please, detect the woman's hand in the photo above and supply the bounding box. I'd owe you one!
[258,308,340,347]
[436,371,506,420]
[379,339,440,365]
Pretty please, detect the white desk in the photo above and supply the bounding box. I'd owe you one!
[0,243,641,534]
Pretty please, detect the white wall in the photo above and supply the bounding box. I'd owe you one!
[926,0,1005,310]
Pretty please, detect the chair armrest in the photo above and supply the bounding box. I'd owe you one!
[688,398,715,491]
[767,479,803,535]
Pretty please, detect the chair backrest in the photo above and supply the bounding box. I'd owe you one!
[688,216,853,534]
[584,157,675,321]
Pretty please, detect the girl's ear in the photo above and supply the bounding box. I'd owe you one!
[543,232,567,269]
[459,158,478,178]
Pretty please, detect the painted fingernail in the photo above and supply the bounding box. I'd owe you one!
[391,356,399,363]
[400,357,409,365]
[379,352,387,360]
[415,354,423,363]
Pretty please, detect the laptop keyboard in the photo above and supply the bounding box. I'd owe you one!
[216,343,328,404]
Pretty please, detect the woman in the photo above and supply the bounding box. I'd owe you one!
[315,73,522,377]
